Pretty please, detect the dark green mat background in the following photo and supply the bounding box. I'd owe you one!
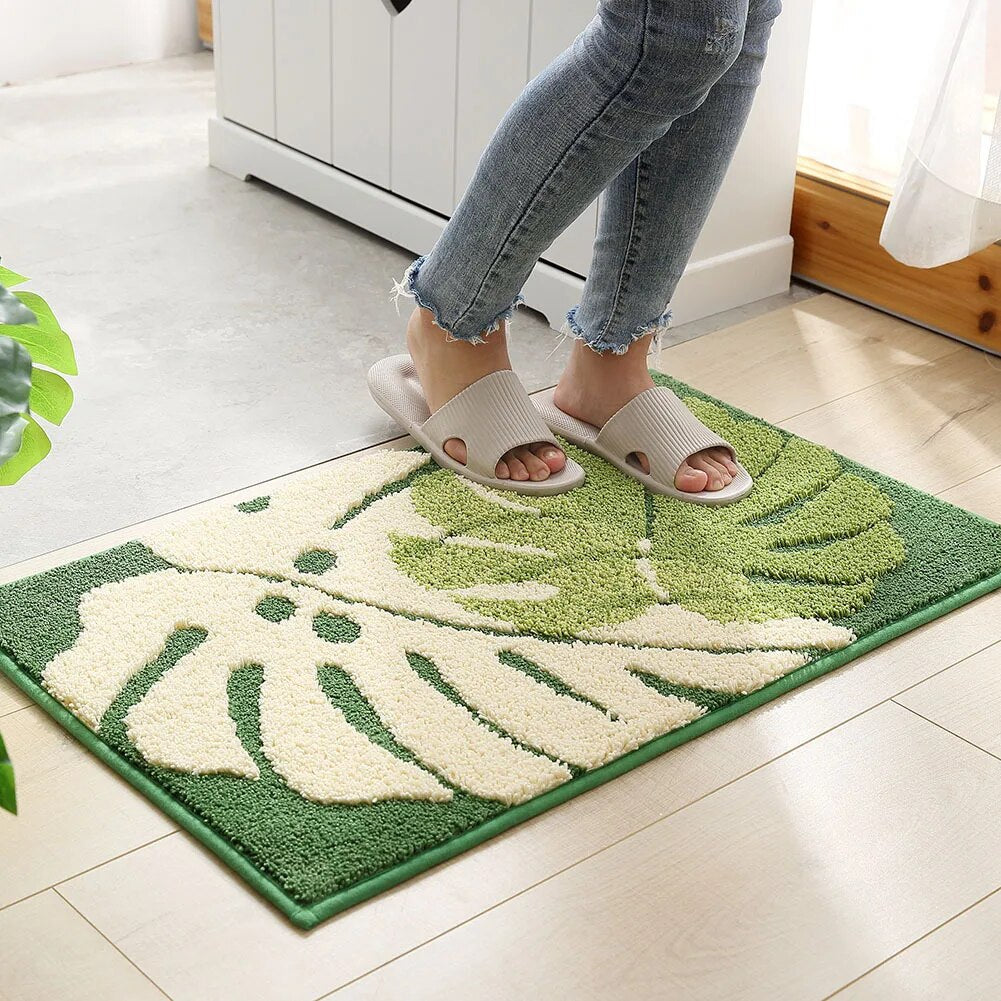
[3,374,1001,929]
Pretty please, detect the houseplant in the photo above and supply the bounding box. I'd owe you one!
[0,261,77,813]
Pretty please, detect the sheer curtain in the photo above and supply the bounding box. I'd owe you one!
[800,0,1001,268]
[881,0,1001,267]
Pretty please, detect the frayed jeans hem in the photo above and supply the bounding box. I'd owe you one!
[563,305,673,355]
[391,256,524,345]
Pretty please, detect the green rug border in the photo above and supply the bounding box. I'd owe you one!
[3,562,1001,930]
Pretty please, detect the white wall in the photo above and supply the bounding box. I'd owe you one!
[1,0,201,86]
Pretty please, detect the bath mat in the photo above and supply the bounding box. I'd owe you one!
[3,373,1001,929]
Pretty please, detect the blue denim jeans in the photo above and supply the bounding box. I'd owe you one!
[396,0,782,354]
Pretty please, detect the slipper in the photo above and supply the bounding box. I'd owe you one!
[367,355,585,496]
[533,385,752,505]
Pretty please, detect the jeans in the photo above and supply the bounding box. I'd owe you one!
[395,0,782,354]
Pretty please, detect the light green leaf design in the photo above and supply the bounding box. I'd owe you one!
[650,399,906,622]
[0,730,15,815]
[3,292,78,375]
[0,416,52,486]
[0,264,29,288]
[29,367,75,426]
[393,395,905,634]
[393,447,657,636]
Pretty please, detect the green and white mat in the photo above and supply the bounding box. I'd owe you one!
[3,373,1001,929]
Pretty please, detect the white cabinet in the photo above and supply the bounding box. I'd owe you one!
[390,0,459,215]
[454,0,531,201]
[215,0,597,273]
[217,0,275,138]
[331,0,392,187]
[274,0,332,162]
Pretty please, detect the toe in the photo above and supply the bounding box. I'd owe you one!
[701,454,733,485]
[710,447,738,475]
[444,438,467,466]
[514,445,551,481]
[674,460,709,492]
[689,453,724,490]
[535,443,566,474]
[505,453,530,480]
[494,457,510,479]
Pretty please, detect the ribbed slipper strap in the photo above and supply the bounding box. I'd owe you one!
[421,370,559,478]
[594,386,734,487]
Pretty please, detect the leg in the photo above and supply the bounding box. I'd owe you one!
[555,0,783,491]
[398,0,749,481]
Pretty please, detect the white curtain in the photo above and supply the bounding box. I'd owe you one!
[880,0,1001,267]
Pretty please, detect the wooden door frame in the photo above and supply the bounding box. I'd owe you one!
[791,157,1001,354]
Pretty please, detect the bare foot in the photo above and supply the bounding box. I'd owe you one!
[406,307,566,481]
[552,335,737,492]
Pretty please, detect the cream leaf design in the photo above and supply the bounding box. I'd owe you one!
[38,417,897,805]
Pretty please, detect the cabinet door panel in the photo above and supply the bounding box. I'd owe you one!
[332,0,392,187]
[454,0,531,201]
[218,0,276,138]
[390,0,459,214]
[529,0,598,277]
[275,0,332,161]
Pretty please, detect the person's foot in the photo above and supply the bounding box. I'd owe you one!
[552,334,737,493]
[406,307,566,482]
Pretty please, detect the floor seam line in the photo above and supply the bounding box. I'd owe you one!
[54,886,175,1000]
[891,699,1001,764]
[0,830,178,915]
[933,460,1001,499]
[52,831,179,894]
[887,634,1001,702]
[820,883,1001,1000]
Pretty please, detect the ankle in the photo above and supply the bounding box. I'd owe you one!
[563,336,654,389]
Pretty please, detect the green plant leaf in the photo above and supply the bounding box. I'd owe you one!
[0,283,37,325]
[29,367,75,426]
[0,730,15,815]
[0,264,29,287]
[3,292,77,375]
[0,415,52,485]
[0,412,29,467]
[0,334,32,418]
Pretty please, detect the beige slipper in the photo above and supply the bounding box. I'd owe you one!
[534,385,752,505]
[368,355,585,496]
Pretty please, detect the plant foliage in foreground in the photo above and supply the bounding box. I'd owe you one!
[0,262,77,485]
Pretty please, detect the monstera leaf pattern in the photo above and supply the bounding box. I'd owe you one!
[38,400,904,809]
[391,398,905,635]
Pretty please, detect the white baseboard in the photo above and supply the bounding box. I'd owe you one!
[209,117,791,332]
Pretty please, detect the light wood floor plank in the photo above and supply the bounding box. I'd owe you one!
[0,676,31,716]
[780,347,1001,495]
[0,890,168,1001]
[938,464,1001,522]
[833,889,1001,1001]
[0,707,175,909]
[657,294,960,425]
[894,641,1001,759]
[330,703,1001,1001]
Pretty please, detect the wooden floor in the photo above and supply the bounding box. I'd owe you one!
[3,293,1001,1001]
